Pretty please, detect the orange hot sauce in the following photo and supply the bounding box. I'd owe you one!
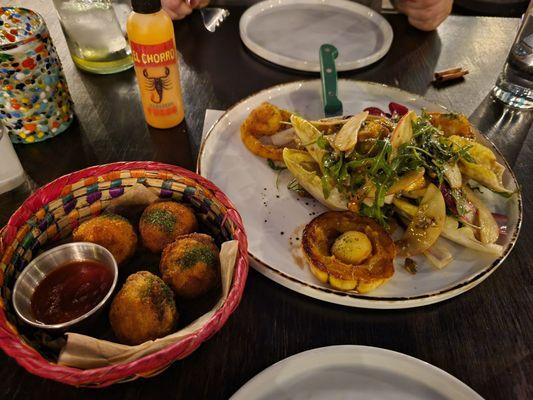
[127,0,185,128]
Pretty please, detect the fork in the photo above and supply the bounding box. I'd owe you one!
[199,7,229,33]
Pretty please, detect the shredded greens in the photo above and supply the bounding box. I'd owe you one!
[395,112,475,184]
[267,159,287,190]
[312,112,476,226]
[287,178,307,196]
[267,159,287,171]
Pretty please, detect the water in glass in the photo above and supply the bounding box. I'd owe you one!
[493,3,533,109]
[53,0,133,74]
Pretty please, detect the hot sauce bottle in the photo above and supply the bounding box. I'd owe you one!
[127,0,185,128]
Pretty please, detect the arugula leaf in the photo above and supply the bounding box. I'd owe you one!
[305,112,477,227]
[457,144,476,163]
[321,175,332,199]
[316,135,329,149]
[267,159,287,171]
[287,178,307,195]
[267,159,287,190]
[395,114,475,184]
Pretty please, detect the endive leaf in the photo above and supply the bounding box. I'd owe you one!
[390,111,416,160]
[443,162,462,189]
[441,218,503,255]
[387,168,425,195]
[449,135,513,196]
[393,197,503,255]
[290,115,326,167]
[283,148,347,210]
[463,185,499,244]
[333,111,368,153]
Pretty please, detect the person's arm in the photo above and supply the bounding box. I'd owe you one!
[394,0,453,31]
[162,0,451,31]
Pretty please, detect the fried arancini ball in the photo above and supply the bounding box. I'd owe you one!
[73,213,137,265]
[139,201,198,253]
[160,233,220,298]
[109,271,178,345]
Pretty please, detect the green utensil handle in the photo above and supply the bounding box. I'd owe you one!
[320,44,343,117]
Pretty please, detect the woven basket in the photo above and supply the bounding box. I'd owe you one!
[0,161,248,387]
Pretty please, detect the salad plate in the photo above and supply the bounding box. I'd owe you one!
[239,0,393,72]
[197,80,521,309]
[230,345,484,400]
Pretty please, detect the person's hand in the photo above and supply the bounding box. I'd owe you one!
[161,0,201,20]
[395,0,453,31]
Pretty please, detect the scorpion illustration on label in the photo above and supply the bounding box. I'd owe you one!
[143,67,172,104]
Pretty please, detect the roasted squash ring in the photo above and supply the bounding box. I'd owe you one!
[240,102,293,161]
[428,112,474,138]
[302,211,395,293]
[240,124,284,161]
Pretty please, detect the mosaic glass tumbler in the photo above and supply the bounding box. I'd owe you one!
[0,7,74,144]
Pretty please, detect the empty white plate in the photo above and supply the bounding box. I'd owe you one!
[239,0,393,72]
[230,346,484,400]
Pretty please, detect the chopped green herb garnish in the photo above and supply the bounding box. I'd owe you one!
[142,273,174,305]
[177,245,218,270]
[142,209,176,234]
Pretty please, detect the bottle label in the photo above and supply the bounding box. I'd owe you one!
[130,39,176,67]
[130,38,184,124]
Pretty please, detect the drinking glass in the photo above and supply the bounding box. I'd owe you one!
[0,123,25,195]
[492,1,533,109]
[53,0,133,74]
[0,7,74,143]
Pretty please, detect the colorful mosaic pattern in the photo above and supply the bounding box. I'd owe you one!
[0,7,73,144]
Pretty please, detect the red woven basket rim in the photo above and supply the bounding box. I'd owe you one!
[0,161,249,387]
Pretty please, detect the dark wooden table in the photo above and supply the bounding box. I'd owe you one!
[1,2,532,399]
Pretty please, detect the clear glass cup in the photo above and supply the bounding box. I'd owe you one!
[492,2,533,109]
[0,123,25,195]
[53,0,133,74]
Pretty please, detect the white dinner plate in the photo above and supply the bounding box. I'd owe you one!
[230,346,484,400]
[239,0,393,72]
[197,80,522,309]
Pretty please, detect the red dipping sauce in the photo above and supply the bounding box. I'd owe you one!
[31,260,114,325]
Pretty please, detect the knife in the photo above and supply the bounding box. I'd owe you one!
[319,44,343,118]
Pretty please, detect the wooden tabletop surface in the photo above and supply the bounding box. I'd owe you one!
[1,2,532,399]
